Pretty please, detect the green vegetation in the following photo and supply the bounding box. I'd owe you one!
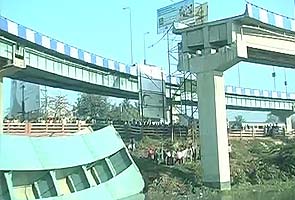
[73,93,139,121]
[74,94,112,120]
[232,115,246,129]
[230,138,295,185]
[131,136,295,198]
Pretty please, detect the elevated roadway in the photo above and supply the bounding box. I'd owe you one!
[0,18,294,111]
[174,2,295,190]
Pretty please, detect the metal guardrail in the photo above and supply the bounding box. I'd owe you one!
[229,129,266,138]
[3,122,91,136]
[114,123,288,139]
[4,122,290,139]
[111,124,188,137]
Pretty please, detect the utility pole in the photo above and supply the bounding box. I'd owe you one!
[161,71,166,123]
[21,84,25,122]
[237,64,241,87]
[123,7,134,65]
[41,86,48,120]
[143,32,149,64]
[167,31,173,142]
[284,69,288,93]
[272,67,276,91]
[139,66,144,136]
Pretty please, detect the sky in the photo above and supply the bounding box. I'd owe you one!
[1,0,295,121]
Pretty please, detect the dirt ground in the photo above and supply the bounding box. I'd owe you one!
[129,135,295,198]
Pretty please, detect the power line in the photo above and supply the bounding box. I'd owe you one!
[148,25,173,48]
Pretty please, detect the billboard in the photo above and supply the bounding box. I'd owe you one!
[157,0,208,34]
[141,92,166,119]
[138,64,166,120]
[10,80,40,117]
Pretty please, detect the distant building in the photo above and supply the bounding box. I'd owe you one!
[10,80,40,119]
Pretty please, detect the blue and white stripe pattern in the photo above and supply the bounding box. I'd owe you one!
[169,77,295,100]
[246,2,295,32]
[225,86,295,100]
[0,16,137,76]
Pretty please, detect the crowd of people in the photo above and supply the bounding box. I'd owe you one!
[241,123,285,136]
[146,144,199,165]
[264,124,284,136]
[108,119,187,129]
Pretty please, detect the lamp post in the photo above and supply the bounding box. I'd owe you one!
[272,67,276,91]
[123,7,133,65]
[21,83,25,122]
[284,69,288,93]
[143,32,149,64]
[237,64,241,87]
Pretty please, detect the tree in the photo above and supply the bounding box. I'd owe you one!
[233,115,246,129]
[120,99,139,121]
[109,104,121,120]
[74,93,111,120]
[47,95,72,120]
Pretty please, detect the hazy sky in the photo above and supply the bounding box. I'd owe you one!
[1,0,295,121]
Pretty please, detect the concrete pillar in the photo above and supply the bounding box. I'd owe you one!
[4,171,15,199]
[82,166,97,187]
[272,111,294,134]
[197,70,231,190]
[50,171,62,196]
[285,115,292,134]
[0,76,3,134]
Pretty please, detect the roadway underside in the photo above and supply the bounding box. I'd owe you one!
[6,66,138,99]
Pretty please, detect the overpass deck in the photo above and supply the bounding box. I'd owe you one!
[0,13,294,111]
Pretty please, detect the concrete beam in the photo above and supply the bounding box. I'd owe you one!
[197,71,231,190]
[240,26,295,68]
[190,43,242,73]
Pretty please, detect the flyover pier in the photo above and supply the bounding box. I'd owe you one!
[175,3,295,190]
[272,110,294,134]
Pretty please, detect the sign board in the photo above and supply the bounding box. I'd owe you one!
[141,92,166,119]
[138,64,167,120]
[157,0,208,34]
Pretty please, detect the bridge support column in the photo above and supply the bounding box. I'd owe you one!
[197,70,231,190]
[272,111,294,134]
[4,171,15,199]
[0,76,3,134]
[286,116,292,134]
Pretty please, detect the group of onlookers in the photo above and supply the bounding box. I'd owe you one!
[147,145,199,165]
[264,124,283,136]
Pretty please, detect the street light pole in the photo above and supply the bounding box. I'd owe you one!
[272,67,276,91]
[21,83,25,122]
[143,32,149,64]
[237,64,241,87]
[284,69,288,93]
[123,7,133,65]
[167,32,173,142]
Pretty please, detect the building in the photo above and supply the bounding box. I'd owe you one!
[10,80,40,119]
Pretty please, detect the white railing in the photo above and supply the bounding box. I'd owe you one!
[3,122,91,136]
